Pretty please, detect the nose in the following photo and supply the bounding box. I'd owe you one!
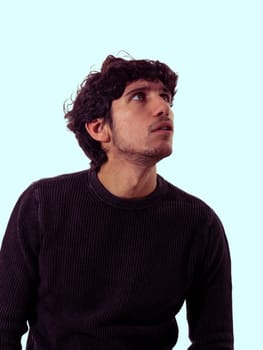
[152,95,171,118]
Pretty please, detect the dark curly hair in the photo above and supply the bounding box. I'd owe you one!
[64,55,178,170]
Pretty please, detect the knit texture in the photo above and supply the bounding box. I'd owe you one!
[0,169,233,349]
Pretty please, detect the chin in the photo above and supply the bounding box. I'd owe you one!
[145,146,173,161]
[159,149,173,161]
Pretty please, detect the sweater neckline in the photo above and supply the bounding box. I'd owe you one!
[87,169,167,209]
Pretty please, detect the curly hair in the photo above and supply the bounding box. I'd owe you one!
[64,55,178,170]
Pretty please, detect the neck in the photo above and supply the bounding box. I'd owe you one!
[97,161,157,199]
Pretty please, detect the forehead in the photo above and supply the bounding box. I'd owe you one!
[123,79,168,93]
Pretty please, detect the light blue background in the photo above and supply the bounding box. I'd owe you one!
[0,1,262,348]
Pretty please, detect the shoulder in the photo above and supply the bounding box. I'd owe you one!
[158,174,224,230]
[24,169,90,196]
[159,176,230,257]
[32,169,90,189]
[18,169,91,205]
[158,174,212,211]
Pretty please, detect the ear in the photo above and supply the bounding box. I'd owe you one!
[85,118,110,142]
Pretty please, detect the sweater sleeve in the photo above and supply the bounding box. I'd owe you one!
[186,211,234,350]
[0,185,40,349]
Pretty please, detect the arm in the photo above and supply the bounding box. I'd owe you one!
[0,186,40,349]
[186,212,234,350]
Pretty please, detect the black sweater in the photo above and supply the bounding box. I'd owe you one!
[0,170,233,349]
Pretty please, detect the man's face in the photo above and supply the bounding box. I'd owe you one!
[106,79,174,166]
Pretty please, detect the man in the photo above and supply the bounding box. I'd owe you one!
[0,55,234,349]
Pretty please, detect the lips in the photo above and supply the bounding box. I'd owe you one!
[151,121,173,132]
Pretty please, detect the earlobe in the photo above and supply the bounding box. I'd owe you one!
[85,119,110,142]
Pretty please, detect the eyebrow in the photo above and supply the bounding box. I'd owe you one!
[124,84,171,97]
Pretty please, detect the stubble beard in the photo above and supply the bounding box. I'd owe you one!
[111,132,173,167]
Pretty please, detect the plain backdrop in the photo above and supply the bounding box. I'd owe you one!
[0,0,262,348]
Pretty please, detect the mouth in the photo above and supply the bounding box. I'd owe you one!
[151,121,173,133]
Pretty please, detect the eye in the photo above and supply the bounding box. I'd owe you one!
[160,93,172,104]
[131,92,146,101]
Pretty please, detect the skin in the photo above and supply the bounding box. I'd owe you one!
[85,79,174,199]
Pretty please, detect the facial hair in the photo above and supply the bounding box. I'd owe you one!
[110,121,173,166]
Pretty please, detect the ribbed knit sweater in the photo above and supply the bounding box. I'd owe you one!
[0,169,233,349]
